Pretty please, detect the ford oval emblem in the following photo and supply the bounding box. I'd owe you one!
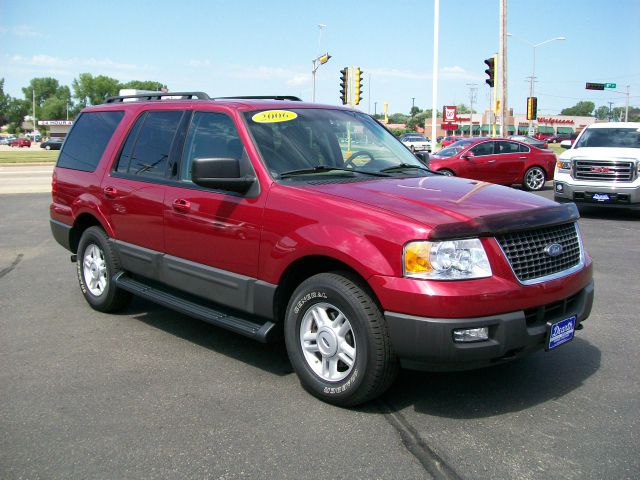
[544,243,563,257]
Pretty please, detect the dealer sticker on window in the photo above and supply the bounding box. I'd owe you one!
[252,110,298,123]
[547,315,576,350]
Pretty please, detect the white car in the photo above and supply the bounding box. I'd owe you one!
[400,133,432,153]
[554,122,640,209]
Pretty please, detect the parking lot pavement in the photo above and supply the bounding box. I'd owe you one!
[0,164,53,194]
[1,189,639,479]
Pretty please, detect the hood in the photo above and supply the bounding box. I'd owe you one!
[561,147,640,161]
[304,175,575,239]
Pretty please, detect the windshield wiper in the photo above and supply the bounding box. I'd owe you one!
[380,163,431,173]
[280,165,389,178]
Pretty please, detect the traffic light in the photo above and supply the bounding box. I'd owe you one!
[526,96,538,120]
[354,67,363,105]
[484,55,496,88]
[339,67,349,105]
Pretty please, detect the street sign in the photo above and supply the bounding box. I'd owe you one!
[442,123,458,130]
[605,83,617,89]
[585,82,605,90]
[443,106,457,122]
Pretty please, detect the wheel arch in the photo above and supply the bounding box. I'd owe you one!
[70,213,108,254]
[273,255,379,325]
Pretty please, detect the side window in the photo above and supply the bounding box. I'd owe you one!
[58,111,124,172]
[115,113,145,174]
[116,111,184,178]
[181,112,245,181]
[496,141,520,154]
[518,143,530,153]
[470,141,494,156]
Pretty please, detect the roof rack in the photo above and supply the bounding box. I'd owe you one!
[104,91,211,103]
[214,95,302,102]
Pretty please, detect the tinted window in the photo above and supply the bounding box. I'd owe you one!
[519,143,530,153]
[574,128,640,149]
[496,141,520,154]
[181,112,245,181]
[119,111,183,177]
[115,114,145,174]
[470,141,494,156]
[57,111,124,171]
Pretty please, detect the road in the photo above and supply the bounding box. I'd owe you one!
[0,164,53,194]
[1,171,638,479]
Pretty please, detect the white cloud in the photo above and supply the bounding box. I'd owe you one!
[227,65,309,85]
[0,25,44,37]
[187,59,211,68]
[6,54,151,79]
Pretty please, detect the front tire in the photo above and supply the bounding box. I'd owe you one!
[284,272,397,407]
[439,169,454,176]
[76,226,131,312]
[523,166,546,191]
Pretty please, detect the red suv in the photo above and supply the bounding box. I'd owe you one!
[428,137,556,191]
[50,92,594,406]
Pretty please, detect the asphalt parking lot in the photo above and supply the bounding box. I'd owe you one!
[1,187,638,479]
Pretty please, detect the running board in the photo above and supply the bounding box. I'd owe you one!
[113,272,279,343]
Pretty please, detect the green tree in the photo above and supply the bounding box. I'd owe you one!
[72,73,120,106]
[0,78,10,125]
[594,105,609,120]
[560,101,595,116]
[22,77,61,107]
[409,106,421,116]
[5,98,30,133]
[456,103,474,114]
[120,80,165,91]
[41,96,69,120]
[388,113,409,124]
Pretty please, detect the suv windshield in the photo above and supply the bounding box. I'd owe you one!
[574,127,640,149]
[243,108,428,178]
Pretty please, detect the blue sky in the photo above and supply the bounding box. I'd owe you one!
[1,0,639,116]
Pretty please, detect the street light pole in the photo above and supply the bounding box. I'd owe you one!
[312,24,327,103]
[508,33,565,134]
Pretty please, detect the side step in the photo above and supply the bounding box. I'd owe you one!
[113,272,279,343]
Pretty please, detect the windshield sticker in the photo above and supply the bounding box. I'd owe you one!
[252,110,298,123]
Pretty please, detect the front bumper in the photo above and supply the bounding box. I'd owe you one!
[384,280,594,371]
[554,180,640,208]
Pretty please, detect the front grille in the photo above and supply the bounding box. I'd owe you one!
[574,159,635,182]
[496,223,582,283]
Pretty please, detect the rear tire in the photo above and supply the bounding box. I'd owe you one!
[439,169,454,176]
[76,226,131,312]
[284,272,398,407]
[523,166,546,191]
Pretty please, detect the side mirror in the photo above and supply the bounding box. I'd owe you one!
[461,151,475,160]
[560,140,572,149]
[192,157,255,193]
[415,151,429,165]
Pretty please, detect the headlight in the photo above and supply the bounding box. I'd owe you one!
[403,239,492,280]
[556,160,571,170]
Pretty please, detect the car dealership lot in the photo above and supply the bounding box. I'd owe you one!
[1,188,638,480]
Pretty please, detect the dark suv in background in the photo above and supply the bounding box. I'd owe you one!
[50,92,594,406]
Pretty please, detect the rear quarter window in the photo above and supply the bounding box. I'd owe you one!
[57,111,124,172]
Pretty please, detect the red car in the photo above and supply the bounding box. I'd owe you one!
[440,135,465,147]
[9,138,32,148]
[428,137,556,191]
[534,132,553,141]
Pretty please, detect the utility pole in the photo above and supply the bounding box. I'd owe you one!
[499,0,507,137]
[430,0,440,145]
[625,85,630,121]
[32,89,36,136]
[608,102,614,122]
[411,97,415,115]
[467,83,478,137]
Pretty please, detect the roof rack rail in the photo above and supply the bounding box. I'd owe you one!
[214,95,302,102]
[104,91,211,103]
